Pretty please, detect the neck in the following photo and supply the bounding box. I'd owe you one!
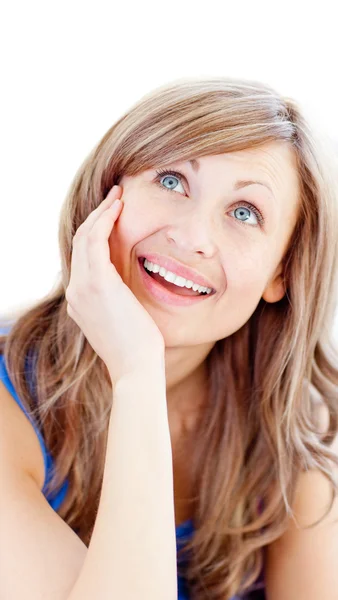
[164,341,214,421]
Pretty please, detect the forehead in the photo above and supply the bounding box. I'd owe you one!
[179,142,299,190]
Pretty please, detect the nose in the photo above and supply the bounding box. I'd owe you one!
[165,206,218,257]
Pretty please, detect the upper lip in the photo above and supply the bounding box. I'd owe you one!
[138,252,217,291]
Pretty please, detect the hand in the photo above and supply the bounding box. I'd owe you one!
[65,185,165,385]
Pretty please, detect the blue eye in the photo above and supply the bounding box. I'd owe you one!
[155,169,186,194]
[229,203,264,227]
[153,168,265,228]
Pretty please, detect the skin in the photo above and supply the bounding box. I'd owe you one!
[108,141,301,432]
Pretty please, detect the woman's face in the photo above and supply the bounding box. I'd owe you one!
[108,141,300,348]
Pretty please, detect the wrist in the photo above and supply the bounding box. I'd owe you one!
[109,348,165,384]
[110,365,170,432]
[111,359,166,390]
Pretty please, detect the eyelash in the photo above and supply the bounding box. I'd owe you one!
[154,168,265,228]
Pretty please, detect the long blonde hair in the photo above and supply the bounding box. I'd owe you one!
[2,76,338,599]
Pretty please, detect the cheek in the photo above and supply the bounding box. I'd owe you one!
[108,191,159,267]
[112,187,164,243]
[114,200,142,240]
[225,249,270,299]
[108,189,140,241]
[210,253,270,340]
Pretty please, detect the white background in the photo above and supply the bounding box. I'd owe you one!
[1,0,338,339]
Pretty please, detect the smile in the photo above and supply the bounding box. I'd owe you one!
[138,257,216,307]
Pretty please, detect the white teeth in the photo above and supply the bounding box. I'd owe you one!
[164,271,176,284]
[143,259,213,295]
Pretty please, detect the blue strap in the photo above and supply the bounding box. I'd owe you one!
[0,326,69,510]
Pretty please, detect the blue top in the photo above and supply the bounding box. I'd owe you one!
[0,323,264,599]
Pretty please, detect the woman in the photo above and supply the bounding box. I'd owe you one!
[1,76,338,599]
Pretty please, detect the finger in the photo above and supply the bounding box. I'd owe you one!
[87,199,123,277]
[73,185,122,240]
[69,188,122,293]
[68,227,91,298]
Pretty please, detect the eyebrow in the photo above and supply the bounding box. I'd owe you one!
[187,158,275,198]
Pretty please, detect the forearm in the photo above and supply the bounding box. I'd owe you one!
[68,366,177,600]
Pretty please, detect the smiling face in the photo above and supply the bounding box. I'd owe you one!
[108,141,301,350]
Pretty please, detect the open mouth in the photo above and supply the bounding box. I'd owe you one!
[138,257,215,298]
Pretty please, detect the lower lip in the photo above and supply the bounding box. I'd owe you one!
[137,258,214,307]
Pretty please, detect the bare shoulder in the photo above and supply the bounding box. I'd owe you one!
[281,400,338,527]
[0,379,45,489]
[264,401,338,599]
[0,376,88,599]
